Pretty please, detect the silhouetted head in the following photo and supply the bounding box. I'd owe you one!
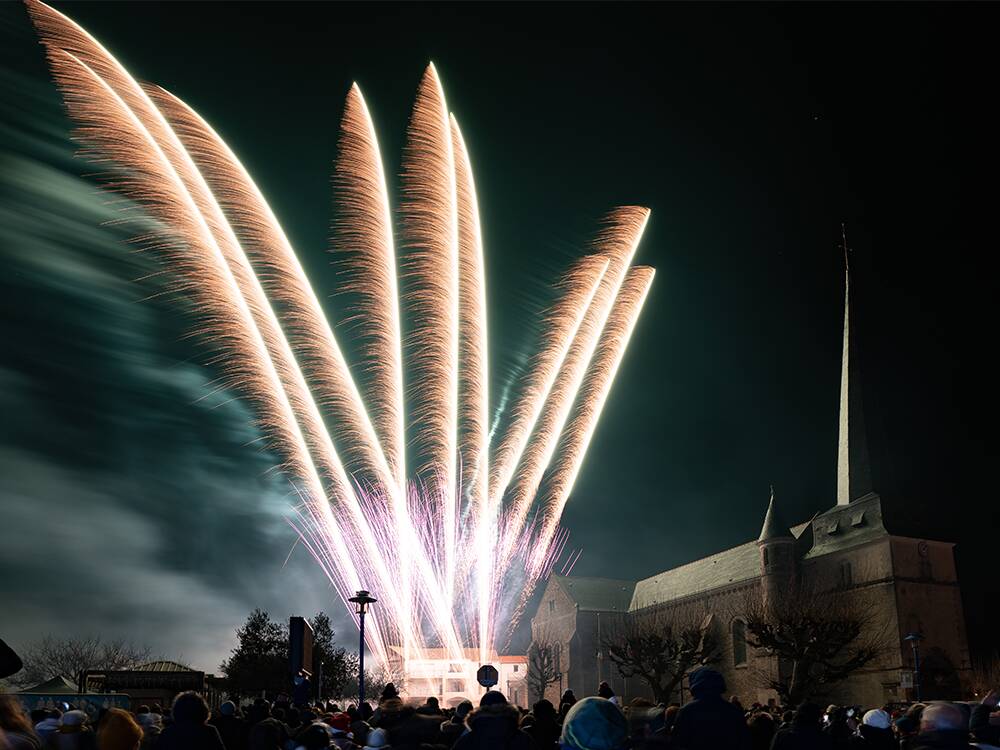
[793,703,823,728]
[920,702,965,733]
[687,668,725,699]
[172,691,210,725]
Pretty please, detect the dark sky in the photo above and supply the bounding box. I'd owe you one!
[1,2,996,671]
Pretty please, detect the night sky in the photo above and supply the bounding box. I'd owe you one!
[1,2,996,673]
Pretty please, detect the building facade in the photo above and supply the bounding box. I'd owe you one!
[530,259,970,709]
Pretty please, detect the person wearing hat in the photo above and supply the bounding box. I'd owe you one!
[559,697,627,750]
[849,709,894,749]
[670,668,751,750]
[452,692,531,750]
[364,727,390,750]
[53,709,95,750]
[326,712,359,749]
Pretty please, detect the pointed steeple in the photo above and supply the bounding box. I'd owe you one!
[758,485,792,542]
[836,226,873,505]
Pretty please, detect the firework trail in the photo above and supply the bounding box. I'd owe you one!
[500,208,650,555]
[29,1,655,679]
[490,254,609,562]
[401,64,461,601]
[532,265,655,568]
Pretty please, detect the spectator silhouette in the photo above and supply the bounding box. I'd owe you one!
[453,692,531,750]
[770,703,833,750]
[560,697,627,750]
[156,692,225,750]
[671,668,751,750]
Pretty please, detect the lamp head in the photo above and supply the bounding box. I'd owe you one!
[349,589,378,615]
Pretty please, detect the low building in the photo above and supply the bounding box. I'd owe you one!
[79,660,220,710]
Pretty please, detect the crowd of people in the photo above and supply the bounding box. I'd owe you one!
[2,668,999,750]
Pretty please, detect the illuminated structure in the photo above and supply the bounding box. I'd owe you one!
[531,255,971,707]
[27,1,654,691]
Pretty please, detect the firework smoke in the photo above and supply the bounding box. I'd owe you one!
[28,1,654,675]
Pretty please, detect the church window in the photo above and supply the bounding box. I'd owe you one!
[549,599,555,613]
[732,619,747,666]
[840,560,853,588]
[763,548,770,567]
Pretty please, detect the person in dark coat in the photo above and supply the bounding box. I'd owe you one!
[156,692,226,750]
[453,692,532,750]
[971,691,1000,748]
[670,667,751,750]
[825,706,853,750]
[213,702,247,750]
[373,698,442,750]
[522,700,560,750]
[416,698,443,717]
[561,691,578,710]
[908,703,974,750]
[247,718,286,750]
[770,703,833,750]
[440,700,473,747]
[748,711,776,750]
[850,710,894,750]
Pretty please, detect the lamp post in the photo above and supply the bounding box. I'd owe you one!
[349,590,377,706]
[904,632,924,702]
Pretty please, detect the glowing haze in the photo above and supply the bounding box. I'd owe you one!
[27,0,654,678]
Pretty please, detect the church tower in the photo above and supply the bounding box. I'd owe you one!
[837,226,874,505]
[757,486,796,605]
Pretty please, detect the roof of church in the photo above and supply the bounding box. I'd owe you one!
[630,540,761,610]
[552,575,636,612]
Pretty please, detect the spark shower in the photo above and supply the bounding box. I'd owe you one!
[27,0,654,681]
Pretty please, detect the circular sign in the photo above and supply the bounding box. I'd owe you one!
[477,664,499,688]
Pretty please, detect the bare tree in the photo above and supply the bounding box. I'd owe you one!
[741,584,890,706]
[601,609,721,705]
[12,635,153,689]
[969,652,1000,700]
[527,629,562,703]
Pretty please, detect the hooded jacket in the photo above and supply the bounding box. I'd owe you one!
[671,668,751,750]
[453,704,533,750]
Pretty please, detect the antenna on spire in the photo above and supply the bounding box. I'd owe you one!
[840,222,850,271]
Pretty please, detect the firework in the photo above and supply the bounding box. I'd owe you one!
[29,1,655,683]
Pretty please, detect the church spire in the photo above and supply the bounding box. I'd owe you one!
[836,225,873,505]
[758,485,791,542]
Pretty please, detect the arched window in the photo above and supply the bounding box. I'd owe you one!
[763,548,770,567]
[732,619,747,667]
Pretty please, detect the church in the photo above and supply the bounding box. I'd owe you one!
[529,258,971,709]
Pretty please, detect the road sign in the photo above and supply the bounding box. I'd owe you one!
[477,664,499,688]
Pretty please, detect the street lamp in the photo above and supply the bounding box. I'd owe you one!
[904,632,924,702]
[349,590,377,706]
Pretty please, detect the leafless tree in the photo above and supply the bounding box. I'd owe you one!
[741,584,890,706]
[11,635,152,689]
[527,628,562,703]
[601,608,721,705]
[969,652,1000,700]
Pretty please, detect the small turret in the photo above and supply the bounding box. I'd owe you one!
[757,486,796,605]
